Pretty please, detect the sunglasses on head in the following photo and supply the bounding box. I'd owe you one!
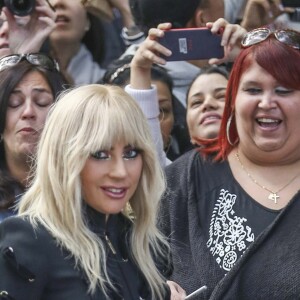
[0,53,60,72]
[241,28,300,50]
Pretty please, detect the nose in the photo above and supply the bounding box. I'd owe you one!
[109,157,127,179]
[201,95,218,112]
[258,91,277,110]
[21,100,36,120]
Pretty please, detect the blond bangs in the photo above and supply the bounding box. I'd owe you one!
[52,85,152,159]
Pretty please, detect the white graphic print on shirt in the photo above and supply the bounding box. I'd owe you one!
[207,189,255,272]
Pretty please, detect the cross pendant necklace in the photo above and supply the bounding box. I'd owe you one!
[268,193,279,204]
[235,150,300,204]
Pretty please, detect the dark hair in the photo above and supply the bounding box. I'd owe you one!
[186,65,229,103]
[101,55,174,92]
[129,0,201,33]
[82,13,106,66]
[199,34,300,160]
[0,61,66,209]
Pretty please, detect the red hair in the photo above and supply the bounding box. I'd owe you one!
[196,35,300,161]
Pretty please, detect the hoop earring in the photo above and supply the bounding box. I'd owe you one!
[226,114,238,146]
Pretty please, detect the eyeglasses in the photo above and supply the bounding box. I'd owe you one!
[241,28,300,50]
[0,53,60,72]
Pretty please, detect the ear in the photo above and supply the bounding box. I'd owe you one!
[186,7,206,28]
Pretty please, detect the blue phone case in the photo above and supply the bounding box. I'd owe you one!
[159,28,224,61]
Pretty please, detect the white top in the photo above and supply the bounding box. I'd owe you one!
[125,84,171,167]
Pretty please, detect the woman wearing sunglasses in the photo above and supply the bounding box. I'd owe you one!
[0,84,185,299]
[158,27,300,299]
[0,53,66,222]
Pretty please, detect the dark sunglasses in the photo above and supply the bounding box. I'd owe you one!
[0,53,60,72]
[241,28,300,50]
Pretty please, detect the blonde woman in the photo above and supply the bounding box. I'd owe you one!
[0,85,185,299]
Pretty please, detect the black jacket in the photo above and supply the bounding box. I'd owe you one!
[0,206,170,300]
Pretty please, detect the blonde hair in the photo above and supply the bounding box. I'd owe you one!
[18,84,169,298]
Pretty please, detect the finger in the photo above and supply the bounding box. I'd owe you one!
[37,16,57,31]
[2,7,15,26]
[157,22,172,30]
[146,47,169,65]
[35,5,57,19]
[208,18,228,34]
[221,25,246,47]
[148,27,165,40]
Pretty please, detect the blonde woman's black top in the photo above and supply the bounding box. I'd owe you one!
[0,206,170,300]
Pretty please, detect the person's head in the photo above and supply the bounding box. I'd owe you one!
[0,53,66,208]
[0,55,65,163]
[19,84,168,297]
[49,0,90,43]
[103,55,175,151]
[186,66,229,144]
[207,28,300,161]
[48,0,105,65]
[129,0,224,33]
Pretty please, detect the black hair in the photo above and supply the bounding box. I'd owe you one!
[101,55,174,93]
[129,0,201,33]
[186,65,229,103]
[82,13,106,66]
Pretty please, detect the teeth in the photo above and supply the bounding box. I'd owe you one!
[257,118,279,123]
[107,188,123,193]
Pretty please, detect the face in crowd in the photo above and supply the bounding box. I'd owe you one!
[153,80,174,150]
[81,141,143,215]
[186,72,228,144]
[3,70,54,161]
[48,0,90,44]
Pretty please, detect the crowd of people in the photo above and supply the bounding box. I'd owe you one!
[0,0,299,299]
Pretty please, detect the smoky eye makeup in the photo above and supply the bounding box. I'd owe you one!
[122,147,141,160]
[90,150,110,160]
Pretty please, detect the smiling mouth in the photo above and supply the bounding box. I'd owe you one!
[201,115,221,125]
[256,118,281,128]
[102,187,127,199]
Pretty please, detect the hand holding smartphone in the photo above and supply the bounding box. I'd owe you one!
[158,28,224,61]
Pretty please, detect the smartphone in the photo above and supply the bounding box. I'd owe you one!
[158,28,224,61]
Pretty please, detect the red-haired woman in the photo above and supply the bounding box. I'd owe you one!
[159,28,300,299]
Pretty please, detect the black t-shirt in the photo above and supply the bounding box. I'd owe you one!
[194,156,280,274]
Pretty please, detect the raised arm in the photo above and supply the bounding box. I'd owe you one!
[125,23,173,167]
[1,0,56,56]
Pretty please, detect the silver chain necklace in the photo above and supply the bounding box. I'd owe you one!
[235,150,300,204]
